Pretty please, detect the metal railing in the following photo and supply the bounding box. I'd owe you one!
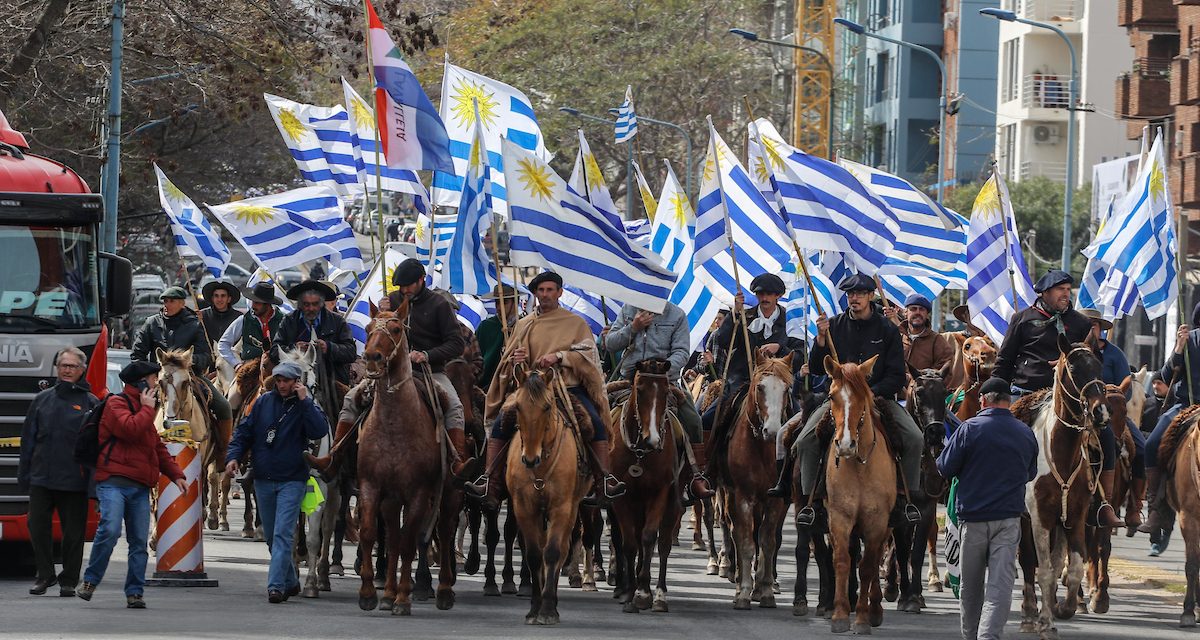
[1020,160,1068,182]
[1133,57,1171,79]
[1017,0,1080,21]
[1022,74,1072,109]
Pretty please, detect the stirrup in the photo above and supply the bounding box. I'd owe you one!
[903,502,921,524]
[603,474,626,499]
[795,505,816,527]
[463,476,488,498]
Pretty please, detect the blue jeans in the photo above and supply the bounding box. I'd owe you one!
[255,479,305,593]
[83,481,151,597]
[1146,403,1183,467]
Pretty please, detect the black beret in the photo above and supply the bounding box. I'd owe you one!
[749,273,786,295]
[1033,269,1074,294]
[119,360,162,384]
[391,258,426,287]
[979,377,1010,396]
[528,271,563,290]
[838,273,876,293]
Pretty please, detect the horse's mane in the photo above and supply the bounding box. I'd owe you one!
[523,371,550,400]
[753,357,794,386]
[833,361,873,402]
[159,349,192,369]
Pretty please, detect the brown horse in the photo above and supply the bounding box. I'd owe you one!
[356,304,460,615]
[505,368,592,625]
[1169,409,1200,628]
[609,358,680,614]
[718,353,793,610]
[952,334,997,421]
[823,355,895,634]
[1011,335,1108,640]
[1085,380,1134,615]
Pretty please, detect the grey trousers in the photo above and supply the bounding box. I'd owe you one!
[959,518,1021,640]
[795,398,923,496]
[337,373,464,431]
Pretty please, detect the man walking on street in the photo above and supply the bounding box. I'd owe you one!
[937,377,1038,639]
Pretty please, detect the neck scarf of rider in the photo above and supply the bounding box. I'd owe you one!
[258,307,275,342]
[748,305,780,339]
[1033,298,1066,334]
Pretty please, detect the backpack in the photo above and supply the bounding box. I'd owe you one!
[74,393,133,467]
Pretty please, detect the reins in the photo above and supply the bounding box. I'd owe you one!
[1043,346,1104,526]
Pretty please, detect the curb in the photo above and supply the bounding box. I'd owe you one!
[1108,556,1185,597]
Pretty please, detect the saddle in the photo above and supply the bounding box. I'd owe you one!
[807,398,906,500]
[1160,404,1200,481]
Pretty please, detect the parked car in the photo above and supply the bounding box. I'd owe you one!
[106,349,132,395]
[274,268,306,290]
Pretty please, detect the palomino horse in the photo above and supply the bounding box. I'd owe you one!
[1165,406,1200,628]
[154,348,226,531]
[1085,380,1135,615]
[356,305,461,614]
[505,368,592,625]
[718,353,793,610]
[1010,334,1108,640]
[608,358,681,614]
[952,334,997,421]
[823,355,895,635]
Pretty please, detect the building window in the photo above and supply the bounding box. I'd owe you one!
[869,0,891,30]
[999,123,1017,179]
[875,52,892,103]
[1001,39,1020,103]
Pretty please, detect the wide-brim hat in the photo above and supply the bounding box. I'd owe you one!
[480,283,519,301]
[952,304,986,337]
[318,280,340,297]
[201,279,241,305]
[286,279,336,301]
[1078,308,1114,331]
[244,282,283,305]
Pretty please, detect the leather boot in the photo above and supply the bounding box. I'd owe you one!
[1139,467,1173,533]
[464,438,507,512]
[1125,476,1146,533]
[688,443,715,500]
[767,454,794,499]
[448,429,475,480]
[583,441,626,506]
[306,419,355,480]
[1096,469,1123,528]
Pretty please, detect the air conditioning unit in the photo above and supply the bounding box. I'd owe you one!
[1032,124,1061,145]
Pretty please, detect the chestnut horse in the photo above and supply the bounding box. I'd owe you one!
[1168,408,1200,628]
[356,305,461,615]
[506,368,592,625]
[952,334,997,421]
[823,355,895,635]
[1085,380,1134,615]
[1011,335,1108,640]
[718,353,793,610]
[609,358,680,614]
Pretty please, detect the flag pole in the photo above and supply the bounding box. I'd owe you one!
[362,0,389,294]
[707,115,756,376]
[472,97,509,341]
[993,164,1020,312]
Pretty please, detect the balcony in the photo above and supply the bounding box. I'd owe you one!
[1116,60,1172,118]
[1022,74,1072,110]
[1118,0,1178,29]
[1017,0,1080,21]
[1020,160,1068,183]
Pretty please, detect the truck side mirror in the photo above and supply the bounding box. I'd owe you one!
[99,252,132,318]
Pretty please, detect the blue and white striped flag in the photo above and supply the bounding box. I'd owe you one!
[247,269,294,314]
[454,294,488,331]
[562,285,622,337]
[414,211,458,274]
[153,165,230,278]
[783,254,842,343]
[694,119,795,307]
[341,79,430,210]
[749,118,899,273]
[432,62,548,216]
[632,160,657,219]
[264,95,361,198]
[208,186,365,273]
[569,129,622,225]
[438,106,497,296]
[1083,133,1177,320]
[502,137,676,313]
[966,170,1036,344]
[1078,198,1139,320]
[614,85,638,144]
[649,161,721,351]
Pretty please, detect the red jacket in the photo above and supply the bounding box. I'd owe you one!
[95,384,185,487]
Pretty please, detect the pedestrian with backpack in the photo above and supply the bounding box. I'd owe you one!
[17,346,100,597]
[77,361,186,609]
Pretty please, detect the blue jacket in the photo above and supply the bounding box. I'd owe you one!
[936,407,1038,522]
[226,390,328,482]
[1098,341,1130,387]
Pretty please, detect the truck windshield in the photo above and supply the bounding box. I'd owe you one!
[0,225,99,331]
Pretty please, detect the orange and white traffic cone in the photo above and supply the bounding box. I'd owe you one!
[147,433,218,587]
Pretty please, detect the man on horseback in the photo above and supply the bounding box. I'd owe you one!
[786,273,924,526]
[467,270,626,509]
[603,301,715,504]
[200,280,241,356]
[993,269,1124,528]
[270,280,356,387]
[216,282,284,371]
[130,286,233,441]
[478,283,520,389]
[890,294,953,373]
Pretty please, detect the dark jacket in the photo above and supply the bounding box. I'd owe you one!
[95,385,185,488]
[1098,341,1131,387]
[1142,394,1167,434]
[936,407,1038,522]
[713,304,790,389]
[271,307,357,384]
[994,302,1091,391]
[902,324,954,372]
[477,315,508,388]
[200,306,240,351]
[18,380,99,492]
[1160,327,1200,406]
[385,286,465,373]
[226,390,329,482]
[131,307,212,374]
[809,303,906,399]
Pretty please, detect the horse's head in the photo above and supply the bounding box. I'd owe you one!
[362,299,410,379]
[1126,366,1150,430]
[1105,379,1131,436]
[908,365,949,455]
[509,369,559,468]
[825,355,877,459]
[630,358,671,451]
[962,335,997,380]
[155,347,193,420]
[278,331,319,389]
[748,352,794,439]
[1056,333,1109,428]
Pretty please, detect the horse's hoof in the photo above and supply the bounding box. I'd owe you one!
[501,580,518,595]
[706,560,719,575]
[241,530,254,539]
[772,580,780,595]
[1019,620,1038,633]
[206,516,218,531]
[853,622,872,635]
[535,613,559,625]
[606,572,617,587]
[896,595,909,610]
[751,587,762,602]
[820,607,833,619]
[568,574,583,589]
[373,578,385,589]
[1054,603,1077,620]
[525,614,537,625]
[793,600,809,616]
[464,553,480,575]
[318,580,331,592]
[1091,595,1109,615]
[302,586,319,598]
[1181,611,1197,627]
[360,595,378,611]
[902,599,922,614]
[220,522,229,531]
[1076,599,1088,614]
[884,584,898,602]
[436,589,455,610]
[623,601,638,614]
[928,580,943,593]
[652,598,668,613]
[595,566,607,582]
[634,592,652,610]
[483,582,501,597]
[414,587,433,602]
[1039,628,1058,640]
[718,566,731,580]
[329,563,344,577]
[392,602,411,616]
[517,583,532,598]
[733,596,752,610]
[831,618,851,633]
[759,594,776,608]
[692,541,707,551]
[582,583,598,593]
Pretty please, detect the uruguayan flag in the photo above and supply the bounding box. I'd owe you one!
[438,108,497,297]
[414,211,457,273]
[153,165,230,278]
[432,62,548,215]
[208,186,365,273]
[632,160,657,220]
[614,85,638,143]
[345,246,407,352]
[649,161,721,351]
[624,219,653,249]
[453,294,488,331]
[502,137,676,313]
[1078,198,1140,320]
[568,129,622,225]
[264,94,361,198]
[1083,133,1177,320]
[341,78,430,209]
[783,255,842,343]
[694,119,795,307]
[966,170,1036,344]
[246,269,294,314]
[562,285,622,337]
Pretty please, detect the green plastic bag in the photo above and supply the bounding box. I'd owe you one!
[301,477,325,515]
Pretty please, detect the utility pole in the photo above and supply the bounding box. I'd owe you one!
[100,0,124,254]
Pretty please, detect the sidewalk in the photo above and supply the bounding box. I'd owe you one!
[1109,525,1186,596]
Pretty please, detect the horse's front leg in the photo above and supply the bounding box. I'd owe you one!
[754,499,785,609]
[392,500,423,616]
[653,494,677,613]
[355,485,380,611]
[483,507,502,596]
[435,491,461,610]
[1054,525,1087,620]
[730,492,756,609]
[1033,527,1059,639]
[829,514,853,634]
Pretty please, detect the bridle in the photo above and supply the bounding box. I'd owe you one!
[830,396,878,466]
[623,369,669,455]
[1042,346,1103,526]
[365,315,413,393]
[1053,347,1106,431]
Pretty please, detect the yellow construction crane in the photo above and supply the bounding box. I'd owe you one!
[794,0,835,158]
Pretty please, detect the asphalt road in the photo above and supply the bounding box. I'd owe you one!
[0,499,1189,640]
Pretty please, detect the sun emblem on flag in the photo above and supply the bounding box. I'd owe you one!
[583,153,607,190]
[973,178,1000,219]
[638,185,658,219]
[702,143,730,184]
[415,221,426,243]
[760,136,785,171]
[1148,159,1166,200]
[161,179,187,204]
[670,192,690,229]
[449,78,500,130]
[753,156,771,184]
[278,108,308,143]
[516,158,554,201]
[349,96,375,132]
[232,204,275,226]
[383,266,400,294]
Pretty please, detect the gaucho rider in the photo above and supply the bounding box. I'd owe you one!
[270,280,357,390]
[216,282,284,372]
[992,269,1122,528]
[604,300,715,504]
[466,271,626,509]
[200,279,242,355]
[788,274,924,526]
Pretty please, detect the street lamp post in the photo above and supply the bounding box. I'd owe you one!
[980,7,1078,272]
[834,18,949,204]
[607,108,694,203]
[728,28,835,159]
